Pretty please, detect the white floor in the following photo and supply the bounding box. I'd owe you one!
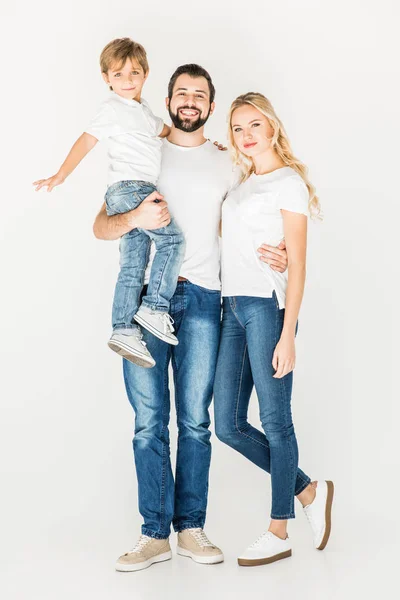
[2,510,394,600]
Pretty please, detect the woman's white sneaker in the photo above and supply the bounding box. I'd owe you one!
[303,480,334,550]
[238,531,292,567]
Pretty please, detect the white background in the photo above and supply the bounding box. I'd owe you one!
[1,1,399,598]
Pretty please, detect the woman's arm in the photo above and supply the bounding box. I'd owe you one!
[272,210,307,378]
[93,191,172,241]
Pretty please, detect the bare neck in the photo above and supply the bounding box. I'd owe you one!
[253,149,285,175]
[167,124,207,148]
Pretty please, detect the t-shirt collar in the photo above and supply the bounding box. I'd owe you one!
[113,93,145,108]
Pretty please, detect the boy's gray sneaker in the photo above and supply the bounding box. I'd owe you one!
[134,308,179,345]
[108,329,155,368]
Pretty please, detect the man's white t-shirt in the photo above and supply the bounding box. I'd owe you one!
[144,140,234,291]
[85,95,164,186]
[221,167,309,308]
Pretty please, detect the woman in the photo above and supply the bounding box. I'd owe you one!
[214,93,333,567]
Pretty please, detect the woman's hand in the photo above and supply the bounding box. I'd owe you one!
[272,334,296,378]
[33,172,65,192]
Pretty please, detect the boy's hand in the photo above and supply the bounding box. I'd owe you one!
[33,172,65,192]
[258,240,288,273]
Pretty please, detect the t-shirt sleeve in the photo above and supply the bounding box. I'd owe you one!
[85,102,119,141]
[222,163,241,201]
[153,115,165,136]
[276,176,309,216]
[141,98,165,136]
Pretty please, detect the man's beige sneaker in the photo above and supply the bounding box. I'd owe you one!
[115,535,172,572]
[177,528,224,564]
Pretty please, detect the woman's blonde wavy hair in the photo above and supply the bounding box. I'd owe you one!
[228,92,321,219]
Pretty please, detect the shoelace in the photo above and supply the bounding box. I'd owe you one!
[158,313,175,335]
[127,535,152,554]
[133,328,148,348]
[189,528,214,547]
[249,531,273,549]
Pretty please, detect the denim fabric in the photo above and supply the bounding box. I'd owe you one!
[105,180,186,330]
[122,281,222,539]
[213,294,310,519]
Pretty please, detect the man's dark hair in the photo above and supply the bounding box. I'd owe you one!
[167,64,215,103]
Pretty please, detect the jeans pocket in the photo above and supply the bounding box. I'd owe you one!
[190,282,221,295]
[105,188,142,216]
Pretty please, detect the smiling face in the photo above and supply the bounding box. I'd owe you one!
[167,73,214,132]
[231,104,275,158]
[102,58,148,101]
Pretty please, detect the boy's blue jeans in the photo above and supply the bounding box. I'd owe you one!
[213,294,311,520]
[105,180,186,331]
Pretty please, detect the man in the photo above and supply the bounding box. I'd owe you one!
[93,64,288,572]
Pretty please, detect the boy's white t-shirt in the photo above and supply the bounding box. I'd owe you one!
[221,167,309,308]
[85,94,164,186]
[144,140,234,291]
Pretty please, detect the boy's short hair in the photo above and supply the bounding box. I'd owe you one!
[100,38,149,75]
[167,64,215,104]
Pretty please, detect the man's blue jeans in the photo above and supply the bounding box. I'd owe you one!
[214,294,311,520]
[123,281,222,539]
[105,180,185,330]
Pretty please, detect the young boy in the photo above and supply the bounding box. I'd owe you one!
[33,38,185,368]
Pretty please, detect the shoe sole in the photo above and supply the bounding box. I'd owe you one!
[115,550,172,572]
[238,549,292,567]
[317,480,334,551]
[134,314,179,346]
[177,546,224,564]
[108,339,155,368]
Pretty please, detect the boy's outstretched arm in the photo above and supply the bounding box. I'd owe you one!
[33,132,98,192]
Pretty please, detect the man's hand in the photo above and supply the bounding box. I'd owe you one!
[132,191,171,230]
[257,240,288,273]
[93,191,172,241]
[210,140,227,151]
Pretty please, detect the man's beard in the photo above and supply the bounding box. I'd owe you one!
[168,105,211,133]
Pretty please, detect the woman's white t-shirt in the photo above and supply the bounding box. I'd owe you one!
[221,166,309,308]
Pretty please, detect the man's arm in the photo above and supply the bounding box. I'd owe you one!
[93,191,171,241]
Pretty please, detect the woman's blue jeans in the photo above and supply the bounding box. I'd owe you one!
[213,294,311,519]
